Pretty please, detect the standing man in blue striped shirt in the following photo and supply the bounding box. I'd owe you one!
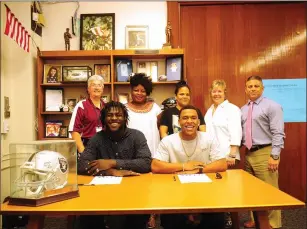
[241,75,285,229]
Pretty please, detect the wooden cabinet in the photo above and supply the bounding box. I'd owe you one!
[37,49,185,140]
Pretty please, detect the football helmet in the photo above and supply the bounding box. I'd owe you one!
[161,97,177,110]
[14,150,68,198]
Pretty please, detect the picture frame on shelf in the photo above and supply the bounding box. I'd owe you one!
[125,25,149,50]
[117,93,129,104]
[116,59,132,82]
[80,13,115,50]
[166,57,182,81]
[102,95,110,103]
[136,61,158,82]
[43,65,62,84]
[94,64,111,83]
[45,120,63,138]
[59,126,69,138]
[45,89,63,112]
[64,98,78,113]
[62,66,92,83]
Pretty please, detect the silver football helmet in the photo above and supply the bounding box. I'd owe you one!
[14,150,68,198]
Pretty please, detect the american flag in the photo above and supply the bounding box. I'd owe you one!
[4,5,30,52]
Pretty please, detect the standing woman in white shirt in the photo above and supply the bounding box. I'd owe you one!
[204,80,242,167]
[205,80,242,228]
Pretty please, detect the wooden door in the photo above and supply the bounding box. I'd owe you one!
[170,2,306,201]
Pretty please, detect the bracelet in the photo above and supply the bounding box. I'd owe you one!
[182,163,185,172]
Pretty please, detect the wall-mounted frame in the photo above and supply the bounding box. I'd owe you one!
[117,93,129,104]
[45,120,63,138]
[45,88,63,112]
[43,65,62,84]
[59,126,69,138]
[102,95,110,103]
[116,59,132,82]
[62,66,92,83]
[94,64,111,83]
[166,57,182,81]
[125,25,149,50]
[80,13,115,50]
[136,61,158,82]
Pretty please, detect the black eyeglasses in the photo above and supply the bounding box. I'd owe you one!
[215,172,222,179]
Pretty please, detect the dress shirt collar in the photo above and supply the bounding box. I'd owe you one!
[210,99,229,109]
[248,96,264,105]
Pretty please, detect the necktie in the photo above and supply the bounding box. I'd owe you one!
[246,101,253,149]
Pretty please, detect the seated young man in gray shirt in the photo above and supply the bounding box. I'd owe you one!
[152,105,227,229]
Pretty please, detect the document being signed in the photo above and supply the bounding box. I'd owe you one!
[89,176,123,185]
[178,174,212,183]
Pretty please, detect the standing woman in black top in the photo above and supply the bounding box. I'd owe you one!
[159,81,206,138]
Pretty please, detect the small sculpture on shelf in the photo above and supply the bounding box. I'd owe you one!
[64,28,72,51]
[163,21,172,49]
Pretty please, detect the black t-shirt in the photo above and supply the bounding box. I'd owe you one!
[160,107,205,135]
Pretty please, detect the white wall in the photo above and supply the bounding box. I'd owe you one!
[41,1,167,50]
[1,1,41,206]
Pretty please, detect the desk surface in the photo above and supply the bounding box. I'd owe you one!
[1,170,305,215]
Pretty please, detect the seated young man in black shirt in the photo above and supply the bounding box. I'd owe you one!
[78,101,152,229]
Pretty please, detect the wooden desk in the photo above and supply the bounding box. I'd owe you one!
[1,170,305,229]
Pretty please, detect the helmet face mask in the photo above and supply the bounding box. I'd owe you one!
[14,150,68,198]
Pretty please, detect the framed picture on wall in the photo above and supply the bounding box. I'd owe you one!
[94,64,111,83]
[43,65,62,84]
[125,25,149,50]
[80,13,115,50]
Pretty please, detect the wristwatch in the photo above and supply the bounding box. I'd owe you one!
[270,154,280,160]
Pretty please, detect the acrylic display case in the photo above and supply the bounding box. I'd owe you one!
[7,140,79,206]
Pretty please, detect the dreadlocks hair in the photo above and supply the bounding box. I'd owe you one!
[100,101,129,128]
[129,73,153,96]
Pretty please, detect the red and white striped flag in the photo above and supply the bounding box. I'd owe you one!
[4,5,30,52]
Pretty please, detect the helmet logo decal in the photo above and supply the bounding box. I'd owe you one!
[58,157,68,173]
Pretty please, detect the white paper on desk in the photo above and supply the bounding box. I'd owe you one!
[89,176,122,185]
[178,174,212,183]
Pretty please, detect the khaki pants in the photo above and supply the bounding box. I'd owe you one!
[245,146,282,228]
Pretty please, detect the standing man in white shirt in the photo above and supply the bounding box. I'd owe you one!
[151,105,227,229]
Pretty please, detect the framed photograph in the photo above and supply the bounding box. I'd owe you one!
[45,120,63,138]
[166,57,182,81]
[136,61,158,82]
[45,89,63,112]
[117,93,129,104]
[102,95,110,103]
[94,64,111,83]
[59,126,69,138]
[64,98,78,112]
[80,13,115,50]
[116,59,133,82]
[62,66,92,83]
[43,65,62,83]
[125,25,149,49]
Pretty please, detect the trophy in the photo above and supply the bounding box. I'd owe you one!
[162,21,172,49]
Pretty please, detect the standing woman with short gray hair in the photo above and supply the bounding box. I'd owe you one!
[69,75,105,157]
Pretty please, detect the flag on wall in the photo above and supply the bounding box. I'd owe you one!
[4,4,30,52]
